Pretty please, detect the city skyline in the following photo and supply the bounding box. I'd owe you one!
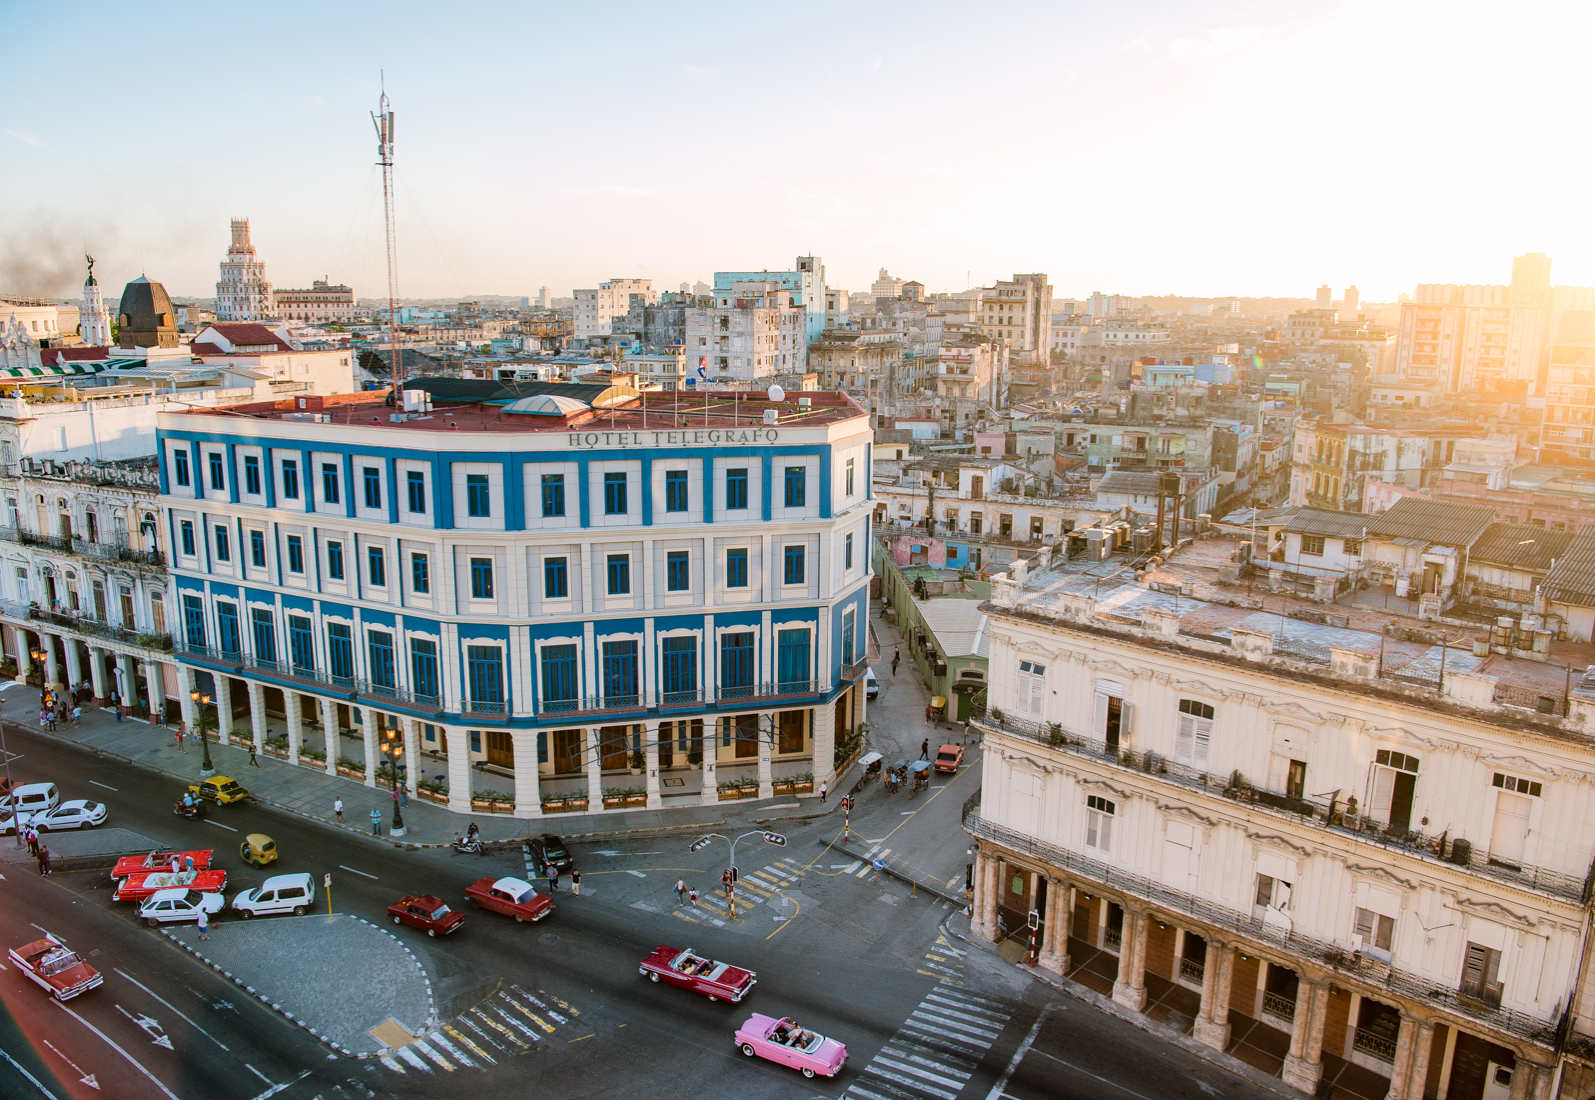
[4,0,1593,302]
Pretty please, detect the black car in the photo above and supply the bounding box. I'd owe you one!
[526,833,573,873]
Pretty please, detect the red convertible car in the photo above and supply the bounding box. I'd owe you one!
[9,936,103,1001]
[464,877,552,923]
[639,946,757,1002]
[388,894,464,937]
[113,868,227,903]
[734,1013,847,1079]
[113,849,213,881]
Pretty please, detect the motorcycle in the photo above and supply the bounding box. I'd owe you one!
[453,834,486,856]
[173,799,206,820]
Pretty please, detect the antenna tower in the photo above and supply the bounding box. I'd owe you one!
[372,83,400,396]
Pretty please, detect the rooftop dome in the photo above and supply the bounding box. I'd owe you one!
[117,276,178,349]
[501,393,591,416]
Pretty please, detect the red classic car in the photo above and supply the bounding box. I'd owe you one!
[9,936,103,1001]
[734,1013,847,1079]
[388,894,464,937]
[934,744,965,773]
[640,946,757,1002]
[113,849,213,881]
[113,868,227,903]
[464,877,552,923]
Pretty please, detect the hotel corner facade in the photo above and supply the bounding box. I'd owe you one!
[157,390,873,817]
[966,579,1593,1100]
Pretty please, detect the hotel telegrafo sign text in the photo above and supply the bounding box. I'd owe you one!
[567,428,779,449]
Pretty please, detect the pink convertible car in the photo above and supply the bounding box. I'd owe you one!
[734,1013,847,1079]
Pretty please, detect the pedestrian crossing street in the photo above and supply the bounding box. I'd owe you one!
[672,857,809,926]
[845,939,1016,1100]
[378,983,583,1074]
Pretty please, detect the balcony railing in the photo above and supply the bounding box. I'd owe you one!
[32,609,172,652]
[975,714,1586,903]
[1261,991,1297,1022]
[1179,957,1205,984]
[1353,1028,1397,1062]
[658,689,703,710]
[538,695,644,719]
[719,680,821,704]
[840,657,869,682]
[463,699,508,718]
[963,802,1559,1047]
[72,537,164,568]
[176,643,243,667]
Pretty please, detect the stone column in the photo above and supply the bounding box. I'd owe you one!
[699,721,718,806]
[757,712,774,800]
[1406,1022,1436,1100]
[62,640,82,692]
[974,852,1001,941]
[1113,910,1149,1011]
[644,723,662,809]
[118,653,137,713]
[970,852,993,939]
[1283,979,1330,1094]
[246,680,267,751]
[318,696,338,774]
[510,730,542,819]
[444,726,472,814]
[283,691,303,764]
[1194,943,1234,1050]
[176,666,197,733]
[44,636,60,689]
[1038,879,1067,975]
[811,696,835,793]
[402,718,421,797]
[87,645,107,702]
[13,631,30,683]
[361,707,379,787]
[1513,1062,1554,1100]
[214,676,233,744]
[1384,1016,1419,1100]
[586,726,604,809]
[145,660,166,724]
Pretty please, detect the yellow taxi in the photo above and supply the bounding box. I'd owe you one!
[188,776,250,804]
[239,834,277,868]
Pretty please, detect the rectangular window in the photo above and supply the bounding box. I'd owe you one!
[606,554,631,595]
[321,462,340,504]
[1019,662,1047,716]
[466,474,490,517]
[664,469,689,512]
[1460,943,1503,1006]
[541,473,565,517]
[173,449,190,487]
[725,468,748,509]
[182,594,206,649]
[777,629,810,689]
[467,646,505,710]
[243,455,261,495]
[208,451,225,490]
[410,638,439,701]
[783,544,805,585]
[1176,699,1214,768]
[367,545,385,587]
[180,520,196,556]
[286,534,304,573]
[726,548,748,588]
[1354,908,1395,953]
[783,466,807,507]
[289,615,315,674]
[1301,534,1326,556]
[327,622,353,681]
[666,550,690,592]
[1085,794,1115,852]
[281,460,299,500]
[250,607,277,663]
[327,540,344,580]
[544,556,568,598]
[410,552,429,594]
[216,602,240,655]
[604,471,628,515]
[720,632,755,698]
[602,640,638,705]
[540,644,578,710]
[662,636,697,702]
[367,630,395,690]
[1492,773,1543,797]
[470,557,494,599]
[842,607,856,668]
[249,529,266,568]
[363,466,382,510]
[845,532,854,570]
[406,470,426,513]
[213,524,230,562]
[846,456,855,495]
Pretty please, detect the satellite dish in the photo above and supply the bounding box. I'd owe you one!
[766,384,785,403]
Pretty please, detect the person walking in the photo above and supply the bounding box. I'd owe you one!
[546,862,559,893]
[398,785,408,809]
[110,690,121,721]
[892,649,900,676]
[197,906,210,941]
[71,705,81,725]
[24,825,37,858]
[247,743,259,767]
[334,797,344,823]
[175,727,185,752]
[674,877,687,904]
[819,782,827,802]
[37,844,51,876]
[688,887,699,906]
[570,867,581,896]
[369,808,382,836]
[920,738,930,760]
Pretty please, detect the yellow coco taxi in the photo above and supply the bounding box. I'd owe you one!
[239,834,277,868]
[188,777,250,805]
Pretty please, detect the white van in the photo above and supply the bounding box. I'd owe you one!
[1,783,60,815]
[231,873,315,918]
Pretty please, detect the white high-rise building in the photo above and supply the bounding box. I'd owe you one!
[573,278,654,338]
[215,218,274,322]
[1316,284,1333,310]
[80,257,111,346]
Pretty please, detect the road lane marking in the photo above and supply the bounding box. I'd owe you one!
[0,1045,62,1099]
[412,1039,453,1071]
[428,1032,475,1068]
[205,821,238,832]
[41,1039,97,1091]
[443,1025,494,1065]
[114,969,229,1050]
[89,781,117,792]
[625,870,646,878]
[54,1001,179,1100]
[378,1055,405,1074]
[567,1034,594,1042]
[245,1065,272,1084]
[900,811,917,815]
[871,1053,966,1089]
[395,1046,432,1073]
[248,1070,311,1099]
[114,1005,174,1049]
[863,1064,957,1099]
[338,865,378,880]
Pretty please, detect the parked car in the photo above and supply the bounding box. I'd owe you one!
[239,834,277,868]
[113,849,214,881]
[0,782,59,816]
[114,868,228,903]
[9,936,102,1001]
[933,744,964,773]
[29,799,107,832]
[188,776,249,804]
[388,895,464,937]
[465,876,552,923]
[524,834,573,874]
[864,668,879,700]
[138,888,225,927]
[733,1014,847,1079]
[640,946,756,1002]
[231,873,315,918]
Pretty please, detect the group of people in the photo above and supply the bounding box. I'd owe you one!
[37,688,80,732]
[23,825,51,875]
[543,858,581,895]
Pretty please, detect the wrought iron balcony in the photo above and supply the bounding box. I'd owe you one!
[537,695,644,719]
[462,699,510,719]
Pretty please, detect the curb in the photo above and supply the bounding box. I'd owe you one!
[390,818,733,850]
[160,913,436,1060]
[819,835,965,906]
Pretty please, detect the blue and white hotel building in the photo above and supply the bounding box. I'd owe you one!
[158,385,873,818]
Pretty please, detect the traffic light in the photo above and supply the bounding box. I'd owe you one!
[689,837,712,853]
[762,832,787,846]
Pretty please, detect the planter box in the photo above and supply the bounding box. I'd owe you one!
[542,798,588,814]
[719,787,758,801]
[771,782,795,795]
[793,780,813,793]
[471,799,514,814]
[602,797,624,810]
[335,764,365,780]
[416,787,448,804]
[262,746,289,760]
[298,754,324,767]
[624,794,647,806]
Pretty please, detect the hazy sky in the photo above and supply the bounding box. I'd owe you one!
[3,1,1591,303]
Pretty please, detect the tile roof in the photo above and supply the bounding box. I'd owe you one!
[1096,468,1213,495]
[1272,506,1371,539]
[1469,522,1573,573]
[912,597,990,659]
[40,346,111,365]
[1366,496,1495,548]
[1541,525,1595,605]
[203,323,292,351]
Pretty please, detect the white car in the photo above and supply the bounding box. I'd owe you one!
[29,800,107,832]
[139,888,225,927]
[0,782,59,816]
[865,668,880,700]
[231,873,315,918]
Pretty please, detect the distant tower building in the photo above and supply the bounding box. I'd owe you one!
[1342,285,1359,319]
[1229,299,1241,315]
[1315,284,1332,310]
[216,218,274,321]
[1510,252,1552,307]
[117,276,178,349]
[538,286,550,309]
[871,268,905,300]
[81,255,112,346]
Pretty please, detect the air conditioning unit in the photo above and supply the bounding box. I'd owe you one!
[797,397,812,408]
[763,409,779,425]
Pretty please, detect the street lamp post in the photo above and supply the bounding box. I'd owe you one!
[689,830,786,920]
[191,689,215,779]
[29,646,46,691]
[382,726,406,837]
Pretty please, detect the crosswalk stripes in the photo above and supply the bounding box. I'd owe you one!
[844,980,1014,1100]
[379,985,583,1073]
[857,844,894,877]
[917,932,967,984]
[671,857,810,925]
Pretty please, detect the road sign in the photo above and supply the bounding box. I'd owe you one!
[1027,908,1040,931]
[762,832,787,846]
[873,858,884,871]
[324,873,332,887]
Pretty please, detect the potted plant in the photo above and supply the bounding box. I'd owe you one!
[602,786,628,809]
[416,778,448,804]
[263,736,290,760]
[1046,721,1064,747]
[335,756,365,780]
[687,749,703,766]
[989,707,1005,726]
[471,788,515,813]
[628,749,645,773]
[791,771,814,793]
[298,746,327,764]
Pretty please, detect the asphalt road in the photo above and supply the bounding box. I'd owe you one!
[0,723,1288,1100]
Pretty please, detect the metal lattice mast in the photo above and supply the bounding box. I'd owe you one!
[372,85,399,395]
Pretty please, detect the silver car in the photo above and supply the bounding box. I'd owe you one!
[29,800,107,832]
